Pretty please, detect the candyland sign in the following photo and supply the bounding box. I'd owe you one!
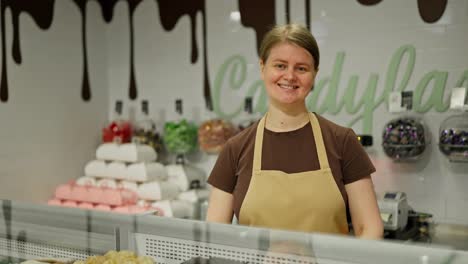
[212,44,468,133]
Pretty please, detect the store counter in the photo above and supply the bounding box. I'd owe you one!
[1,199,468,264]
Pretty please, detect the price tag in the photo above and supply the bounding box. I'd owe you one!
[450,87,467,109]
[389,91,413,113]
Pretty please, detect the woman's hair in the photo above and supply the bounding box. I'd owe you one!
[259,23,320,70]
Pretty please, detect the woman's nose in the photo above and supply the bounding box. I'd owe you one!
[284,68,296,81]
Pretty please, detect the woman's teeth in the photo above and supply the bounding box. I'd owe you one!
[278,84,298,89]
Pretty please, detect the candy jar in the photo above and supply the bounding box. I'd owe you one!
[163,99,198,163]
[132,100,163,154]
[164,99,206,191]
[439,113,468,162]
[382,116,428,161]
[102,100,132,143]
[198,103,237,155]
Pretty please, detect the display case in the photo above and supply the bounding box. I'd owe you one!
[2,199,468,264]
[439,113,468,162]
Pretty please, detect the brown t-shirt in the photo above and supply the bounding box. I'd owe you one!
[207,113,376,220]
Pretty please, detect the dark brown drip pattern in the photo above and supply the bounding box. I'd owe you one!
[417,0,447,23]
[127,0,143,100]
[357,0,383,5]
[74,0,139,101]
[238,0,276,56]
[98,0,119,22]
[0,0,451,103]
[358,0,447,23]
[1,0,55,102]
[73,0,91,101]
[155,0,212,109]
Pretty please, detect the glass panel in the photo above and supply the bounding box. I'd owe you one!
[1,199,468,264]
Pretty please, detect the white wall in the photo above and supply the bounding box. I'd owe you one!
[307,0,468,225]
[0,1,108,201]
[106,0,468,225]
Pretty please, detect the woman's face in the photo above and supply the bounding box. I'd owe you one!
[260,42,317,107]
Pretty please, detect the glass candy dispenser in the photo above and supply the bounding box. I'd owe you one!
[439,113,468,162]
[198,102,237,155]
[132,100,163,154]
[163,99,198,163]
[382,116,428,161]
[163,99,206,191]
[102,100,132,143]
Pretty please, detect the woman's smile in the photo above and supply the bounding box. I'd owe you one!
[277,83,299,90]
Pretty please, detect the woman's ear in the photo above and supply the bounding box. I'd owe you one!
[259,59,265,80]
[311,67,319,91]
[259,59,265,70]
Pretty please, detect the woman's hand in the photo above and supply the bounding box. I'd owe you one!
[206,187,234,223]
[346,177,384,239]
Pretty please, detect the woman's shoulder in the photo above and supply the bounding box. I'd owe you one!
[229,119,259,142]
[313,112,351,136]
[224,119,259,150]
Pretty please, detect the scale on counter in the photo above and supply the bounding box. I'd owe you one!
[378,192,409,231]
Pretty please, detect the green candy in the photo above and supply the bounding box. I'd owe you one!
[163,119,198,154]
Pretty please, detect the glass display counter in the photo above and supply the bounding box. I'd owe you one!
[2,199,468,264]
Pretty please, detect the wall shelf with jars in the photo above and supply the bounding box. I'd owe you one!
[438,87,468,162]
[382,91,430,162]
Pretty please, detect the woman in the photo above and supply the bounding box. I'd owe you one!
[206,23,383,239]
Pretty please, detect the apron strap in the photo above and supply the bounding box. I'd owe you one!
[252,116,266,174]
[309,113,330,169]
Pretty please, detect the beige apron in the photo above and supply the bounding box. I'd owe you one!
[239,113,348,235]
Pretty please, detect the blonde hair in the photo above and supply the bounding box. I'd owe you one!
[259,23,319,70]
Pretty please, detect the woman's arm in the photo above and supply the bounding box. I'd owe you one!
[206,187,234,223]
[345,177,384,239]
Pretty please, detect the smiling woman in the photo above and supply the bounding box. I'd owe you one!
[206,23,383,239]
[259,42,316,110]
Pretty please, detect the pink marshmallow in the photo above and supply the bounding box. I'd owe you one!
[78,202,94,209]
[55,184,73,200]
[62,200,78,207]
[94,204,112,211]
[47,199,62,206]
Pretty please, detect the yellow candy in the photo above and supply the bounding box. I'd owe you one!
[80,251,153,264]
[137,256,154,264]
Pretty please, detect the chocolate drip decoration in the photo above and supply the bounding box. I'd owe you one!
[0,0,450,104]
[418,0,447,23]
[73,0,91,101]
[238,0,276,56]
[358,0,447,23]
[201,6,212,110]
[127,0,144,100]
[357,0,383,5]
[98,0,119,22]
[156,0,212,109]
[1,0,55,102]
[74,0,142,101]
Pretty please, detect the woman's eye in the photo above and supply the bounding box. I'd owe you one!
[275,64,286,69]
[297,66,308,72]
